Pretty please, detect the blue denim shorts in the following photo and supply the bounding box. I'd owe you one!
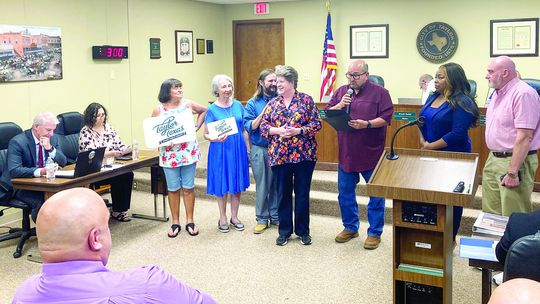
[162,163,196,191]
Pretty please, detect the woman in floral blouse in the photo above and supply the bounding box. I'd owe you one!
[152,78,206,238]
[260,65,322,246]
[79,102,133,222]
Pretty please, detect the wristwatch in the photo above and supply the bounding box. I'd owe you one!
[366,120,372,129]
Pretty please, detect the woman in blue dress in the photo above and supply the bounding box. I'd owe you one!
[204,74,250,233]
[419,62,480,241]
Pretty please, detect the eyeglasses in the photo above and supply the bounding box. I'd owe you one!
[345,71,367,80]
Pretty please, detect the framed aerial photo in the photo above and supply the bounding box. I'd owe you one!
[175,30,193,63]
[350,24,389,58]
[490,18,538,57]
[0,24,63,83]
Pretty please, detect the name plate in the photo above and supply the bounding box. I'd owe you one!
[207,117,238,140]
[143,110,197,148]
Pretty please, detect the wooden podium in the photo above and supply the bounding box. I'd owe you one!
[367,148,479,304]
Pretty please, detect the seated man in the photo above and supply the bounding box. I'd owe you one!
[489,278,540,304]
[495,209,540,264]
[7,112,67,221]
[12,188,215,304]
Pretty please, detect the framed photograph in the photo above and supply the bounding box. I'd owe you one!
[350,24,389,58]
[206,39,214,54]
[0,24,63,83]
[196,39,205,55]
[490,18,538,57]
[175,30,193,63]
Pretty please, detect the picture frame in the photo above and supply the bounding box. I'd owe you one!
[196,39,205,55]
[350,24,389,58]
[206,40,214,54]
[490,18,538,57]
[175,30,193,63]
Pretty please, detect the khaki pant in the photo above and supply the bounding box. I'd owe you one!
[482,153,538,215]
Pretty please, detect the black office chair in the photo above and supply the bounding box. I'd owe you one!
[522,78,540,96]
[468,79,477,97]
[55,112,84,164]
[368,75,385,87]
[503,231,540,282]
[0,122,36,258]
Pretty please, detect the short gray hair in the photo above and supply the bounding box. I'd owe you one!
[211,74,234,97]
[33,112,59,127]
[275,65,298,89]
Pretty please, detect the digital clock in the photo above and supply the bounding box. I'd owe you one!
[92,46,128,59]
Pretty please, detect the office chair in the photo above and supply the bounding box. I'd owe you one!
[503,231,540,282]
[522,78,540,96]
[368,75,385,87]
[55,111,84,164]
[0,122,36,258]
[468,79,477,97]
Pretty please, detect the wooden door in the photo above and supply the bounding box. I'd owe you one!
[233,19,284,102]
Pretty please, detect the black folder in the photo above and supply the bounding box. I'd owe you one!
[318,109,355,132]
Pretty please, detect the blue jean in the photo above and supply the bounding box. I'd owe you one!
[273,161,316,238]
[338,166,384,237]
[250,145,278,224]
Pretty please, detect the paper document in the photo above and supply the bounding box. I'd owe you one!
[459,237,499,262]
[207,117,238,139]
[473,212,509,237]
[55,170,74,178]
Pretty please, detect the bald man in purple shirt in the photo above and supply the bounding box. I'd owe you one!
[12,188,215,304]
[326,59,393,250]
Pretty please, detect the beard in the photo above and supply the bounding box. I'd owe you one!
[264,85,277,96]
[488,75,503,89]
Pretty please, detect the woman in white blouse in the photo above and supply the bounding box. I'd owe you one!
[79,102,133,222]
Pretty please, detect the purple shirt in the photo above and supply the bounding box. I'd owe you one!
[12,260,216,304]
[485,77,540,151]
[326,82,393,172]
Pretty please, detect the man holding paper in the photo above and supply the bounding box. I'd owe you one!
[325,59,393,250]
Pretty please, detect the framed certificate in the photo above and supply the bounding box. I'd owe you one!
[490,18,539,57]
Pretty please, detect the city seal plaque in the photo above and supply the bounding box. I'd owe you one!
[416,22,458,64]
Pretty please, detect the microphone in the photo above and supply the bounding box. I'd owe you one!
[345,88,354,114]
[386,116,425,160]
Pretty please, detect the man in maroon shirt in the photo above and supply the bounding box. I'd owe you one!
[326,59,394,249]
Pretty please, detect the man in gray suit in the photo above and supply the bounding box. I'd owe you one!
[8,112,67,221]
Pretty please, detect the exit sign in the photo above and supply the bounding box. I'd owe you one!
[254,2,269,15]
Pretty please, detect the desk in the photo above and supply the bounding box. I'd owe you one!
[468,258,504,304]
[12,150,158,200]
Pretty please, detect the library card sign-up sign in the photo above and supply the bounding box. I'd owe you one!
[393,111,417,121]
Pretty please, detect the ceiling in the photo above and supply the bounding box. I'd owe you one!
[193,0,302,4]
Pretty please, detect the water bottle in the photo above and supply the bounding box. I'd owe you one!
[45,156,56,181]
[132,140,139,160]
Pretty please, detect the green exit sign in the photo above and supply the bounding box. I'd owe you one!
[393,111,417,121]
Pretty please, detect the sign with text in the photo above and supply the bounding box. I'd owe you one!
[207,117,238,140]
[393,111,417,121]
[254,2,269,15]
[143,111,196,148]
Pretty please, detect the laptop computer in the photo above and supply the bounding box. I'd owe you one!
[55,147,106,178]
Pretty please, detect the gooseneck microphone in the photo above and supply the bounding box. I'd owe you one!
[345,88,354,114]
[386,116,425,160]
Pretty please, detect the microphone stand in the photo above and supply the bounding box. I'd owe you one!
[386,117,425,160]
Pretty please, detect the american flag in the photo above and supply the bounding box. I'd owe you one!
[320,12,337,102]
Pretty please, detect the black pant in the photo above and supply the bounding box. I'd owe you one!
[92,172,134,212]
[14,189,44,222]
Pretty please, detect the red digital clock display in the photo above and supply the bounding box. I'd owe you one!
[92,46,128,59]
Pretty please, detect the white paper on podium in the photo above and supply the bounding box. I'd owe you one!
[143,110,197,148]
[207,117,238,140]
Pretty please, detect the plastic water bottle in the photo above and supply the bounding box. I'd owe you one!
[132,140,139,160]
[45,156,56,181]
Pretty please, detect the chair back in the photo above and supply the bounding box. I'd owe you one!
[503,231,540,282]
[522,78,540,96]
[55,112,84,164]
[468,79,477,97]
[0,122,23,203]
[368,75,385,87]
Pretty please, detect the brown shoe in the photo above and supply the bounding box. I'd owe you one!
[335,229,359,243]
[364,236,381,250]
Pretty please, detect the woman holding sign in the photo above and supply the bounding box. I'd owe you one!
[260,65,322,246]
[152,78,207,238]
[204,74,250,233]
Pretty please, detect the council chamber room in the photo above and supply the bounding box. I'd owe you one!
[1,0,540,303]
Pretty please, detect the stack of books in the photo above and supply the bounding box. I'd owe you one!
[459,237,499,262]
[472,211,509,237]
[398,263,443,277]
